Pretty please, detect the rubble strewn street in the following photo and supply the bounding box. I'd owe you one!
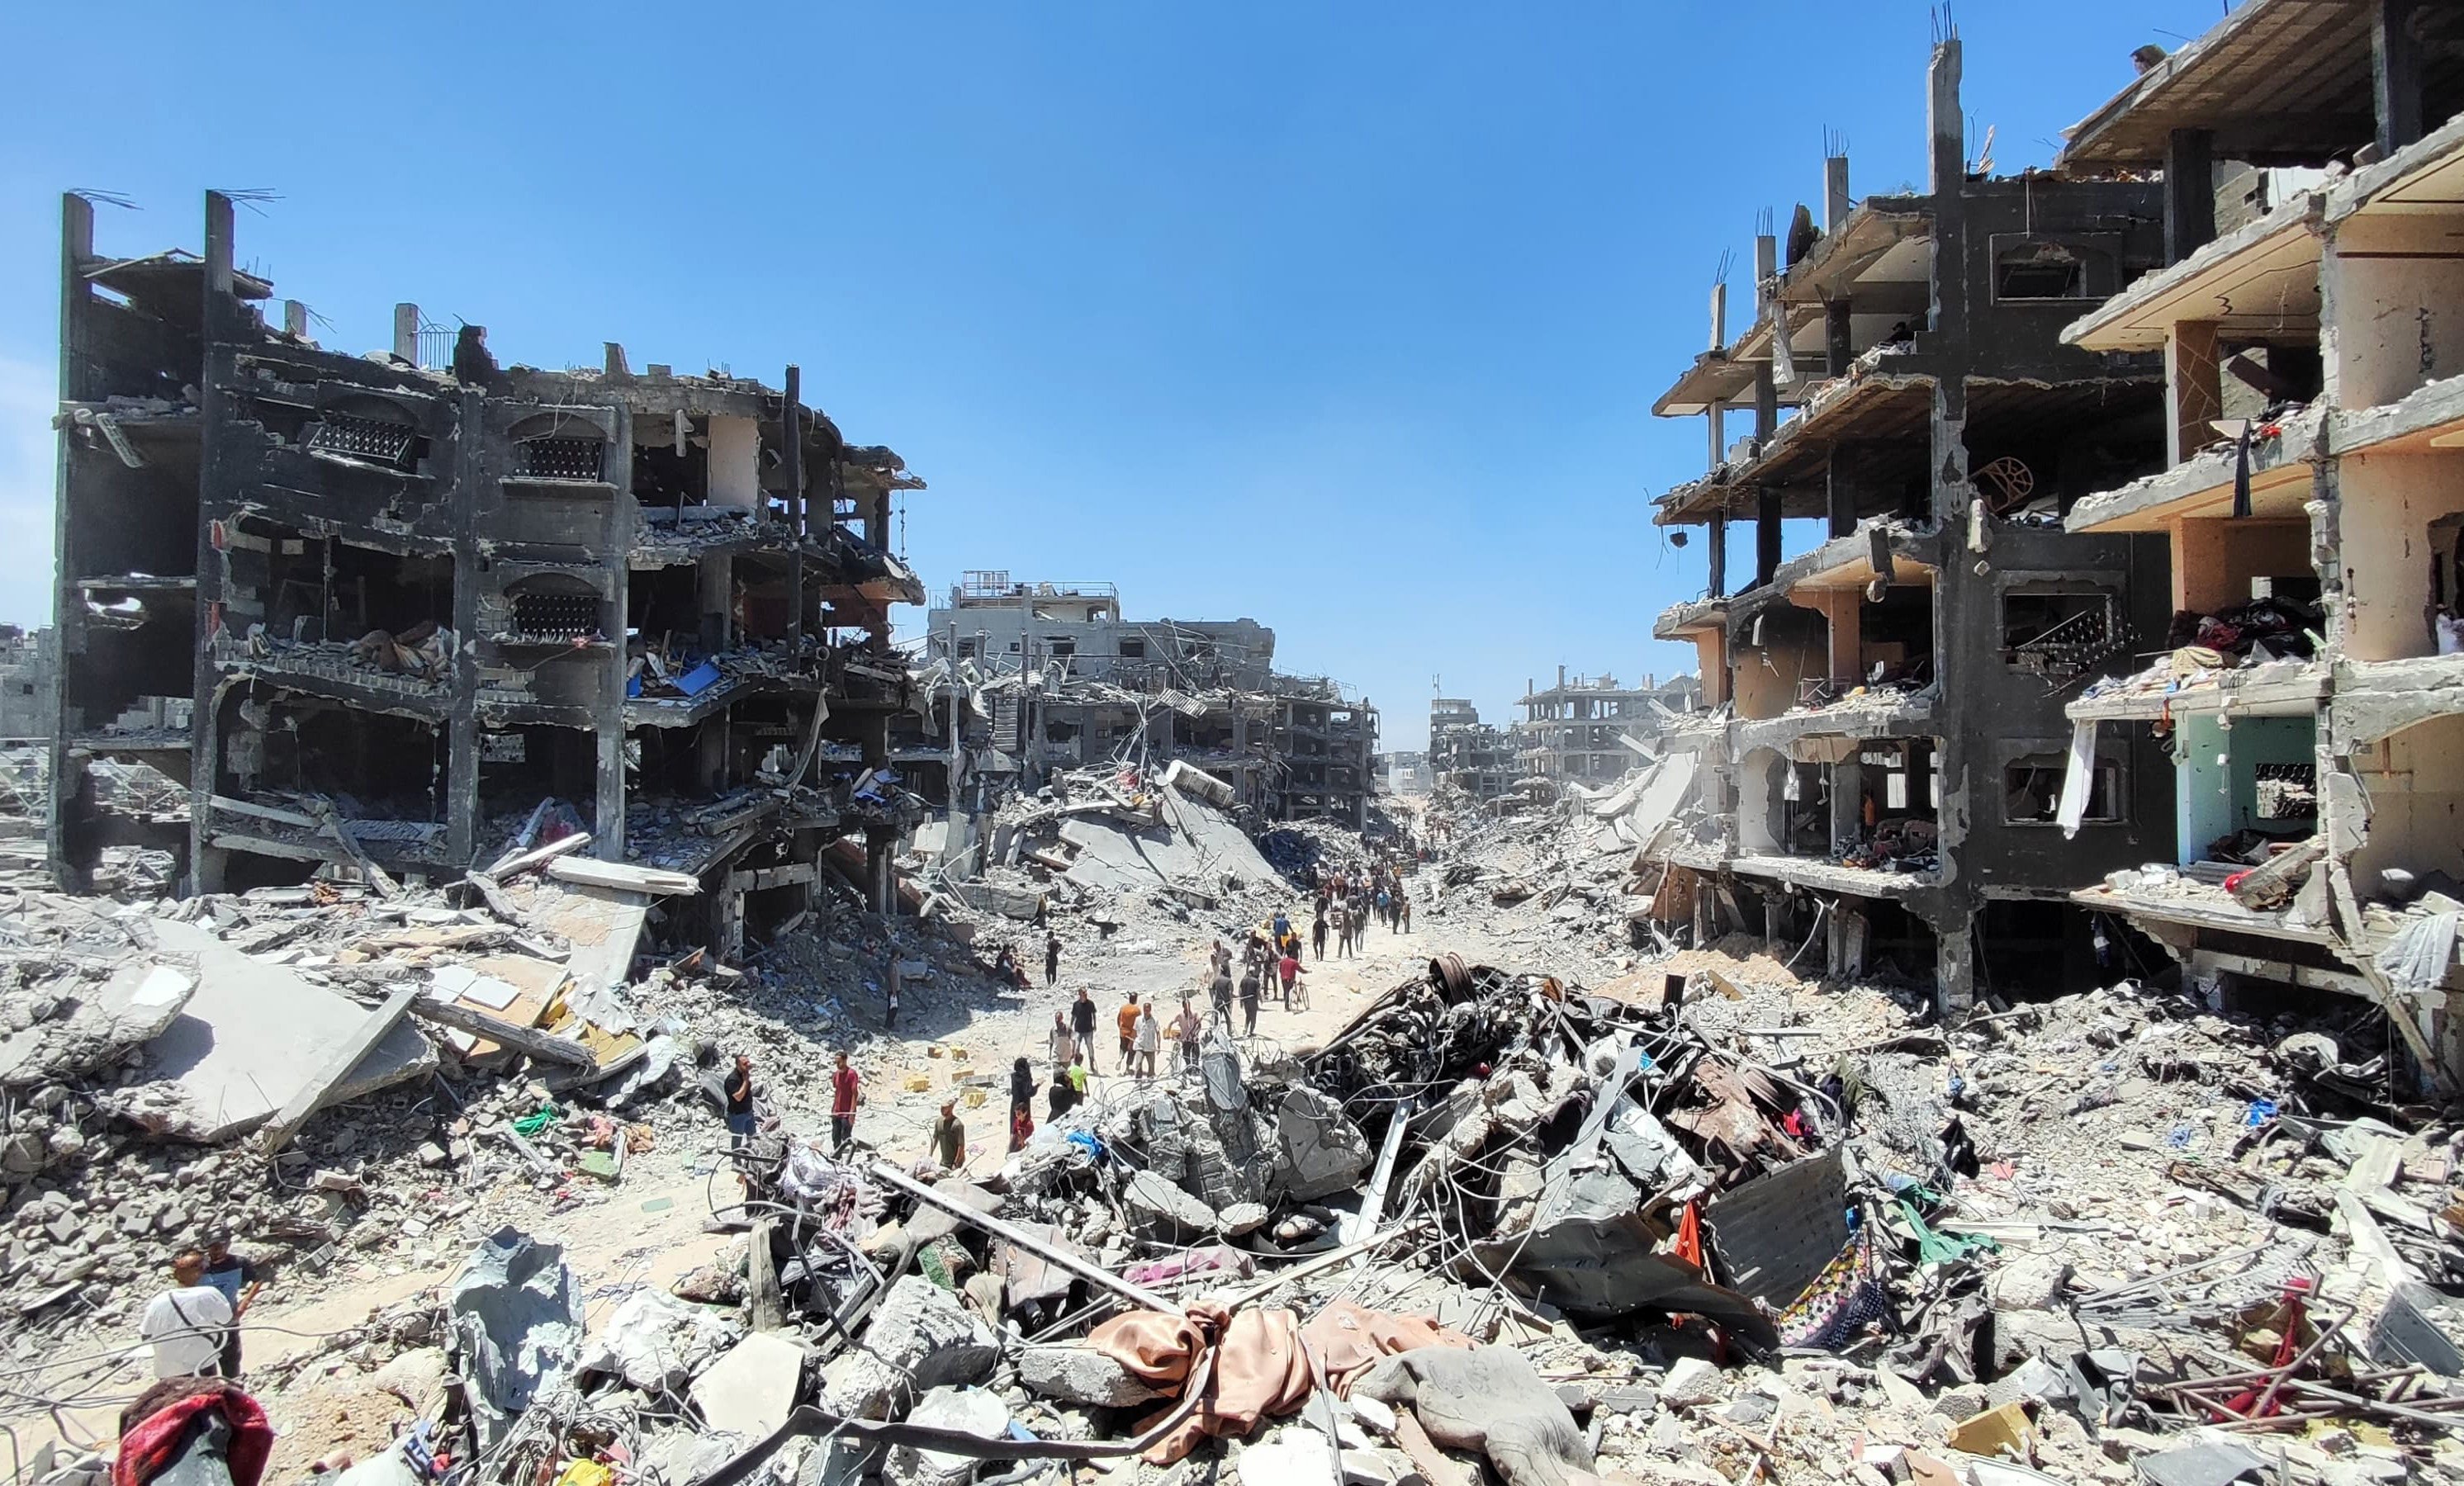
[2,766,2459,1486]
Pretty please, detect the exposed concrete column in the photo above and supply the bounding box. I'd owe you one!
[698,552,732,654]
[2163,129,2218,266]
[392,304,419,365]
[2374,0,2424,157]
[780,367,803,651]
[1707,514,1728,598]
[1755,486,1783,589]
[1826,443,1860,538]
[1830,757,1864,853]
[1936,914,1976,1012]
[1823,154,1850,233]
[1753,363,1778,452]
[594,727,627,863]
[861,712,895,915]
[696,717,728,793]
[1825,299,1853,380]
[445,385,486,868]
[2166,320,2225,467]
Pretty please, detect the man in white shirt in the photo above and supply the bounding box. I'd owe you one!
[139,1249,234,1379]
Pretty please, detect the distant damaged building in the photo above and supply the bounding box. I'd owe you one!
[1516,669,1700,790]
[917,572,1377,827]
[50,192,927,956]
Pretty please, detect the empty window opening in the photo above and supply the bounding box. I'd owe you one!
[1046,637,1076,658]
[2007,757,2120,824]
[1118,638,1146,660]
[1995,242,2085,301]
[2254,761,2317,821]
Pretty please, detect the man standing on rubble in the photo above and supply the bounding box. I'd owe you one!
[1239,960,1263,1034]
[199,1228,259,1380]
[1072,987,1100,1072]
[1116,992,1142,1067]
[1174,995,1204,1073]
[829,1051,860,1155]
[725,1055,757,1147]
[1047,1009,1074,1070]
[929,1100,966,1171]
[1044,930,1061,987]
[1134,998,1161,1077]
[1277,945,1301,1008]
[1210,958,1234,1029]
[1329,901,1350,958]
[140,1250,233,1380]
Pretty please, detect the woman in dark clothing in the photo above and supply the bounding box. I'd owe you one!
[1046,1062,1075,1120]
[1008,1058,1035,1152]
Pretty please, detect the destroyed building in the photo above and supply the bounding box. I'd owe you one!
[2047,0,2464,1088]
[1515,668,1700,789]
[1641,37,2181,1009]
[0,625,58,742]
[917,572,1378,827]
[1429,695,1517,805]
[49,191,929,958]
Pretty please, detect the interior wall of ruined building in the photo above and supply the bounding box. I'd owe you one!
[2346,714,2464,891]
[1729,605,1826,721]
[2173,517,2315,614]
[2172,712,2316,866]
[2334,449,2464,662]
[2324,214,2464,413]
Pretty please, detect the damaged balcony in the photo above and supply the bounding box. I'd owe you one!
[1732,731,1941,899]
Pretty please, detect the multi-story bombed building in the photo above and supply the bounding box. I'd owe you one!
[2045,1,2464,1090]
[1639,35,2180,1010]
[921,573,1377,827]
[50,192,926,958]
[1428,697,1516,805]
[1515,668,1700,788]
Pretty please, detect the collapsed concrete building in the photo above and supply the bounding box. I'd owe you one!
[915,573,1378,828]
[1427,695,1517,806]
[1640,37,2183,1009]
[2047,0,2464,1086]
[1514,668,1701,789]
[50,192,929,959]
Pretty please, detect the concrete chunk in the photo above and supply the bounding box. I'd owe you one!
[1016,1344,1166,1408]
[822,1275,997,1419]
[689,1331,807,1439]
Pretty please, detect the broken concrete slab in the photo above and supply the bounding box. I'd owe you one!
[1016,1343,1168,1408]
[0,955,195,1088]
[1277,1086,1372,1201]
[689,1330,807,1438]
[884,1387,1009,1486]
[822,1275,997,1419]
[111,917,435,1142]
[448,1227,585,1450]
[1124,1168,1219,1237]
[513,878,648,995]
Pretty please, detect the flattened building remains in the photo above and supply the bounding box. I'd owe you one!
[51,191,929,958]
[908,572,1379,831]
[1640,12,2464,1091]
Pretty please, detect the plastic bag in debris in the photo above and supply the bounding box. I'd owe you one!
[778,1143,866,1206]
[447,1228,584,1450]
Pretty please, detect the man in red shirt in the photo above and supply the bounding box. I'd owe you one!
[830,1051,860,1155]
[1277,950,1301,1008]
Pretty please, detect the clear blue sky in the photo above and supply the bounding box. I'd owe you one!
[0,2,2230,749]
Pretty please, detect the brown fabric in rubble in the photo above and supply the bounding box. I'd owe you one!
[1087,1299,1472,1465]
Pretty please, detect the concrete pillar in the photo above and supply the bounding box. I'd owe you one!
[1755,486,1783,589]
[698,552,732,655]
[282,300,308,338]
[2163,129,2217,266]
[1754,234,1777,314]
[1927,40,1964,198]
[595,726,627,862]
[392,304,420,364]
[1707,514,1728,598]
[1936,916,1976,1012]
[1831,758,1864,852]
[696,717,728,793]
[2166,321,2225,467]
[1824,154,1850,233]
[2374,0,2424,158]
[1692,879,1715,946]
[1753,364,1778,453]
[1827,444,1860,538]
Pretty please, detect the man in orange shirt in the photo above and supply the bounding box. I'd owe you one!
[1116,993,1142,1067]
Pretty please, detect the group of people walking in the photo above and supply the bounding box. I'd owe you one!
[1310,864,1410,959]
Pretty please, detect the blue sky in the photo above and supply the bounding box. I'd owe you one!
[0,2,2232,749]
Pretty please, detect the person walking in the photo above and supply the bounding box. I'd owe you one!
[1116,993,1142,1067]
[1071,988,1100,1073]
[1277,948,1301,1008]
[139,1250,233,1380]
[1134,1001,1161,1077]
[1397,892,1412,933]
[1311,907,1329,960]
[1008,1058,1035,1152]
[1173,996,1203,1073]
[1239,963,1262,1034]
[1047,1010,1075,1071]
[1210,960,1234,1029]
[1044,930,1062,987]
[929,1101,966,1171]
[829,1051,860,1154]
[1047,1060,1076,1120]
[1377,885,1392,931]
